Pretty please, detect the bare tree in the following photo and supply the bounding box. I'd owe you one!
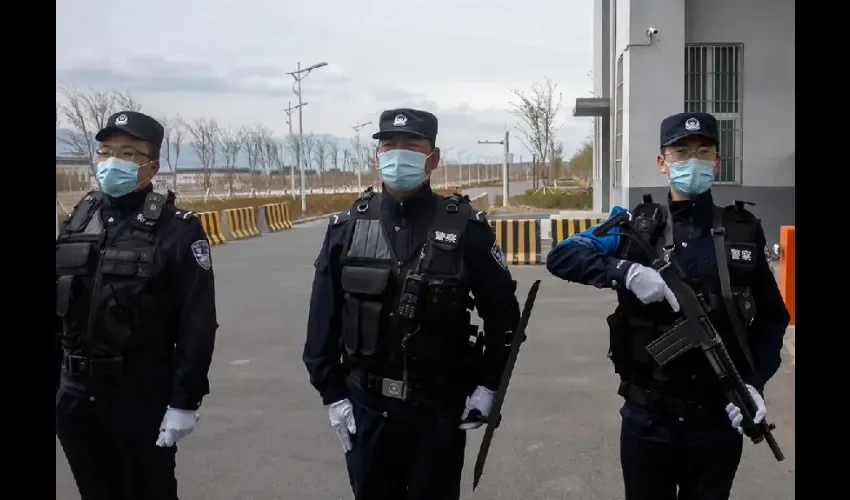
[160,115,185,194]
[240,126,259,195]
[301,133,317,189]
[219,127,244,196]
[57,85,118,180]
[283,134,301,196]
[186,118,220,199]
[245,125,272,195]
[266,139,287,192]
[302,133,317,173]
[114,91,143,112]
[549,138,565,180]
[313,136,328,180]
[326,139,341,192]
[509,77,563,183]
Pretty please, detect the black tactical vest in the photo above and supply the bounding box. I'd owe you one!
[55,190,173,359]
[338,189,477,382]
[607,195,761,392]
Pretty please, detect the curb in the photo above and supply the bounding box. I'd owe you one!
[292,213,335,225]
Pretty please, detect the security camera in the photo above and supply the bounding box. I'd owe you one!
[646,27,659,36]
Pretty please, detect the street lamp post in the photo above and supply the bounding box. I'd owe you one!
[458,150,467,189]
[286,61,328,213]
[440,147,454,189]
[478,130,511,207]
[352,121,372,193]
[283,101,308,200]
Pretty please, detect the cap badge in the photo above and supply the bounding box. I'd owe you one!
[115,114,129,126]
[392,114,408,127]
[684,117,700,132]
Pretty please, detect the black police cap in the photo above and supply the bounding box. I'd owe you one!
[659,112,718,148]
[372,108,438,141]
[95,111,165,149]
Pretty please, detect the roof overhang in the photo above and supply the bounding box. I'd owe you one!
[573,97,610,117]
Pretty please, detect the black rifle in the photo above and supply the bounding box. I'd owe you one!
[593,211,784,462]
[471,279,542,490]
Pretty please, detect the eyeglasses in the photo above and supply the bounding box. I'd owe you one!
[665,147,717,162]
[96,147,149,162]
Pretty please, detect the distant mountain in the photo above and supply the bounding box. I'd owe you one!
[56,128,362,173]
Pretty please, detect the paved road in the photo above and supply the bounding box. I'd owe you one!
[56,221,796,500]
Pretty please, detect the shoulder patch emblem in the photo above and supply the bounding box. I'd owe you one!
[191,240,212,270]
[491,241,509,270]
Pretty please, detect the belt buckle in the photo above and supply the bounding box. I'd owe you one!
[381,378,405,401]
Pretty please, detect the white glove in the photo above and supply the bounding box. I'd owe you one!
[155,407,200,447]
[328,398,357,453]
[624,264,680,312]
[725,384,767,435]
[459,386,496,430]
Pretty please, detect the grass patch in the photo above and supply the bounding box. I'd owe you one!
[57,188,475,225]
[175,193,357,220]
[494,190,592,210]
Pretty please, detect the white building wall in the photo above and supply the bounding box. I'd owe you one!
[624,0,686,189]
[593,0,794,243]
[685,0,795,188]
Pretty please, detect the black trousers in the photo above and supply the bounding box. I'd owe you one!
[344,386,468,500]
[56,372,179,500]
[619,401,744,500]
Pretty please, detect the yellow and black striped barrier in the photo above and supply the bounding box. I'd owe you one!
[262,203,293,232]
[488,219,542,265]
[550,218,603,248]
[197,211,227,246]
[224,207,261,241]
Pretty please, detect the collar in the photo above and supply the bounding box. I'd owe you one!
[104,185,153,214]
[381,182,435,219]
[667,189,714,225]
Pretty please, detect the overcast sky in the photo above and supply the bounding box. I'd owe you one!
[56,0,594,161]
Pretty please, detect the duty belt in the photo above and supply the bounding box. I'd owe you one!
[618,381,727,419]
[347,368,412,401]
[62,354,125,377]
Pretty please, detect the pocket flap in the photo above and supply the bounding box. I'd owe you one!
[341,266,391,296]
[56,243,94,268]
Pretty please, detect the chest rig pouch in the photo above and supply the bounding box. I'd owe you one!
[338,190,473,373]
[56,191,168,357]
[339,189,395,363]
[406,194,473,363]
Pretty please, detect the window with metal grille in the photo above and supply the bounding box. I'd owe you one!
[684,44,743,184]
[614,54,623,187]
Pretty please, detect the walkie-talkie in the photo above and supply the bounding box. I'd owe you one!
[397,246,428,321]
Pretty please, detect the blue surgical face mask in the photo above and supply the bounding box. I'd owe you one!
[96,157,142,198]
[667,158,715,196]
[378,149,431,192]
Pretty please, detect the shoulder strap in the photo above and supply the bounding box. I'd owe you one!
[711,205,757,377]
[350,190,382,220]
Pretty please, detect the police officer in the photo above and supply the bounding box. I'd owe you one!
[303,108,521,500]
[55,111,219,500]
[546,112,790,500]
